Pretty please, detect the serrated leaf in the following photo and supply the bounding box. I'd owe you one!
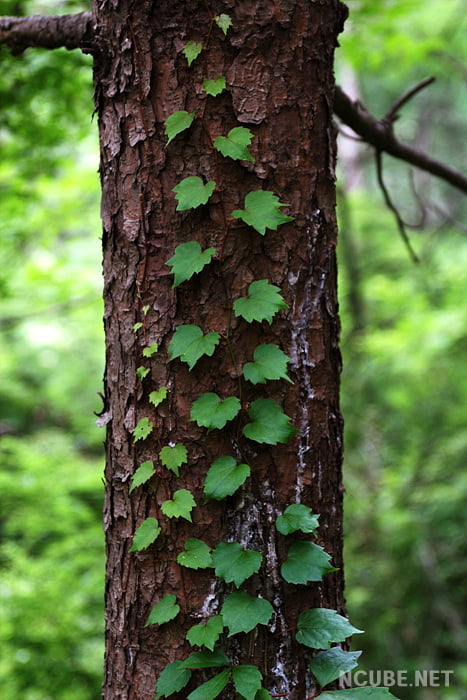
[243,344,292,384]
[319,689,397,700]
[231,190,293,235]
[155,660,192,699]
[203,76,226,97]
[177,538,213,569]
[130,517,161,552]
[159,443,188,476]
[165,110,195,145]
[188,669,231,700]
[212,542,262,587]
[296,609,363,650]
[310,648,362,688]
[281,542,336,585]
[149,387,168,408]
[233,279,287,324]
[133,417,154,442]
[146,594,180,626]
[214,126,254,162]
[136,365,150,380]
[161,489,196,521]
[186,615,224,651]
[190,393,241,431]
[275,504,320,535]
[166,241,216,287]
[232,665,263,700]
[214,13,232,35]
[243,398,298,445]
[180,648,230,669]
[129,460,155,493]
[203,456,250,501]
[183,41,203,66]
[221,591,273,636]
[142,342,159,357]
[169,325,220,370]
[173,176,216,211]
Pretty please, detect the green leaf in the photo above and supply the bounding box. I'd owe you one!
[142,342,159,357]
[155,660,192,699]
[212,541,262,587]
[203,456,250,501]
[203,76,226,97]
[214,127,254,162]
[142,304,150,316]
[310,648,362,688]
[169,325,220,370]
[146,594,180,626]
[232,665,263,700]
[177,538,213,569]
[159,443,188,476]
[281,542,336,584]
[149,387,168,408]
[190,393,241,431]
[221,591,273,636]
[183,41,203,66]
[133,321,143,333]
[136,365,150,380]
[186,615,224,651]
[255,691,273,700]
[180,648,230,669]
[214,13,232,35]
[164,110,196,145]
[296,609,364,650]
[161,489,196,521]
[166,241,216,288]
[173,176,216,211]
[130,517,161,552]
[132,417,154,442]
[233,280,287,324]
[243,344,292,384]
[318,689,398,700]
[275,504,320,535]
[231,190,293,235]
[129,460,155,493]
[188,669,231,700]
[243,398,298,445]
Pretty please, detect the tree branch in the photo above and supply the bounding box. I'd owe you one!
[0,11,93,55]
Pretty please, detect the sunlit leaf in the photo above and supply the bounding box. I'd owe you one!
[166,240,216,287]
[203,456,250,501]
[231,190,293,235]
[146,594,180,626]
[173,176,216,211]
[183,41,203,66]
[186,615,224,651]
[169,324,220,370]
[161,489,196,521]
[233,280,287,324]
[203,76,226,97]
[142,342,159,357]
[159,443,188,476]
[132,417,154,442]
[149,387,168,408]
[136,366,149,380]
[130,517,161,552]
[214,13,232,35]
[214,126,254,162]
[130,460,155,493]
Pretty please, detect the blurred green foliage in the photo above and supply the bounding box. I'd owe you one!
[0,0,465,698]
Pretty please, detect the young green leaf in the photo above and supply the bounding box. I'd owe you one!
[159,443,188,476]
[183,40,203,66]
[169,324,220,370]
[132,417,154,442]
[275,504,320,535]
[309,648,362,688]
[161,489,196,521]
[231,190,293,235]
[149,387,168,408]
[180,647,230,669]
[142,342,159,357]
[214,13,232,35]
[177,538,213,570]
[186,615,224,651]
[243,398,298,445]
[281,541,336,585]
[187,669,231,700]
[243,344,293,384]
[203,76,226,97]
[133,321,143,333]
[190,393,241,431]
[136,366,150,381]
[142,304,150,316]
[232,665,263,700]
[212,541,262,587]
[130,517,161,552]
[155,660,192,699]
[296,609,363,650]
[221,591,273,636]
[146,594,180,626]
[255,690,273,700]
[166,241,216,288]
[164,110,195,145]
[318,689,398,700]
[203,456,250,501]
[173,176,216,211]
[129,460,155,493]
[214,126,254,162]
[233,280,287,324]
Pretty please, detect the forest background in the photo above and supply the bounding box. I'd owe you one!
[0,1,465,699]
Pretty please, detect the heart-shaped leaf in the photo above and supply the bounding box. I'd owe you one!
[233,280,287,324]
[191,393,241,431]
[146,594,180,626]
[281,541,336,584]
[203,456,250,501]
[169,324,220,370]
[177,538,213,569]
[296,609,363,649]
[212,541,262,587]
[221,591,273,636]
[243,344,292,384]
[214,126,254,162]
[173,176,216,211]
[309,648,362,688]
[130,517,161,552]
[166,241,216,287]
[243,398,298,445]
[231,190,293,235]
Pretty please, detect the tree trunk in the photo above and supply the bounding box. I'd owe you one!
[94,0,347,697]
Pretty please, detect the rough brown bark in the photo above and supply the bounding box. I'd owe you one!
[94,0,347,698]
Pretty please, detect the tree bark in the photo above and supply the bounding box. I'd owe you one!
[94,0,346,697]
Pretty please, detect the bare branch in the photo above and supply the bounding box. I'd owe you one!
[0,12,92,54]
[384,76,436,123]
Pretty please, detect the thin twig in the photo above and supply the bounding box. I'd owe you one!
[385,76,436,122]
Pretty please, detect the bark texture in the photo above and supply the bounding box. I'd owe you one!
[94,0,347,697]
